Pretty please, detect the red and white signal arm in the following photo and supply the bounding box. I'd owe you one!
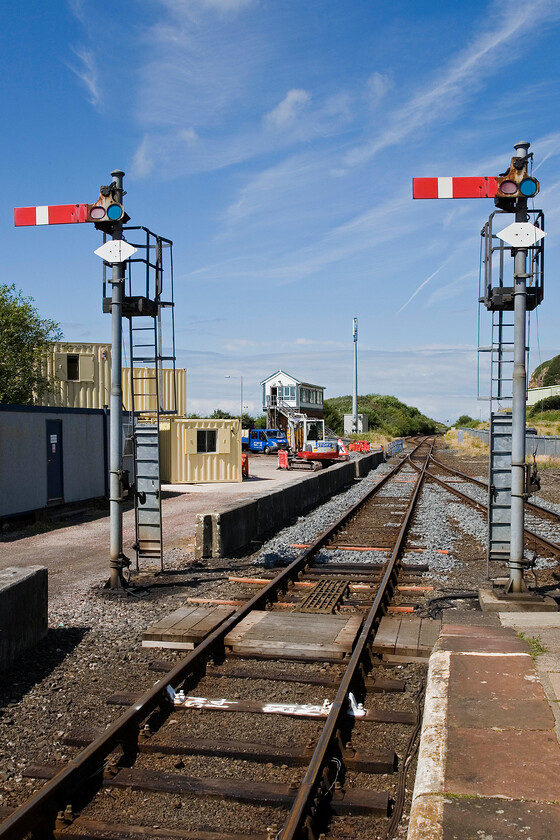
[413,177,498,199]
[14,204,90,226]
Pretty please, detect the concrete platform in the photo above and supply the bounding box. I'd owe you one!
[193,450,384,558]
[408,622,560,839]
[0,451,383,608]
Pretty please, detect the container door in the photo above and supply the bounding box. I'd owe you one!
[46,419,64,502]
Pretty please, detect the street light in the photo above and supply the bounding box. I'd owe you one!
[224,374,243,422]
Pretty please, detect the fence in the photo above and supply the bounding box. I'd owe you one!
[460,427,560,457]
[386,438,404,457]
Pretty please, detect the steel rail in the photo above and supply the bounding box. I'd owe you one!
[429,455,560,522]
[279,439,435,840]
[411,460,560,560]
[0,443,426,839]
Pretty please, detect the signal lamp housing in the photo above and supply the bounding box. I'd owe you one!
[495,156,539,209]
[86,186,128,227]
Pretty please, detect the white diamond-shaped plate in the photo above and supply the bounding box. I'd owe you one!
[94,240,138,263]
[497,222,546,247]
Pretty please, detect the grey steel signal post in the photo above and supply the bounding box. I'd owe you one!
[413,142,545,594]
[509,143,531,591]
[108,170,127,590]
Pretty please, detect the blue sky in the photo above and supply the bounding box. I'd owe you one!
[3,0,560,423]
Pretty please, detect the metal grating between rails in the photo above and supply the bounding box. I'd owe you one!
[0,438,435,840]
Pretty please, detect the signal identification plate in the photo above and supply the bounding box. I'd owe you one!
[94,240,137,263]
[497,222,546,247]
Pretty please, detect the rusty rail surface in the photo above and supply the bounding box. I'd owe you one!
[429,454,560,523]
[279,438,434,840]
[0,440,431,839]
[418,456,560,559]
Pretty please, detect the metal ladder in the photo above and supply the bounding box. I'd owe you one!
[128,317,164,570]
[123,228,176,572]
[487,411,512,572]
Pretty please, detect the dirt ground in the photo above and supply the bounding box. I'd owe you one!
[0,453,305,606]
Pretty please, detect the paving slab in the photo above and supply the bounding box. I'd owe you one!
[407,623,560,840]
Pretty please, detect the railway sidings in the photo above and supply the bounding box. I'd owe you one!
[1,438,560,839]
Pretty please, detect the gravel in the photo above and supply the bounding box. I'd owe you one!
[1,445,560,836]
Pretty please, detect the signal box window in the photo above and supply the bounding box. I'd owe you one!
[67,355,80,381]
[197,429,217,453]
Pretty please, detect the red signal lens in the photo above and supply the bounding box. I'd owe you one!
[499,180,518,195]
[90,206,106,220]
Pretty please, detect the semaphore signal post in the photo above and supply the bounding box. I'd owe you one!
[413,142,547,600]
[15,171,176,591]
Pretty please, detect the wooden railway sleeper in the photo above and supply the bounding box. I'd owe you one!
[0,442,431,840]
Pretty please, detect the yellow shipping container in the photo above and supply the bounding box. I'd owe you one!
[160,418,242,483]
[39,343,185,414]
[121,367,186,415]
[40,342,112,409]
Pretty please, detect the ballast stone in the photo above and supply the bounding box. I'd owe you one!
[0,566,48,670]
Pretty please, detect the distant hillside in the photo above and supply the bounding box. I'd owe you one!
[529,354,560,389]
[324,394,438,437]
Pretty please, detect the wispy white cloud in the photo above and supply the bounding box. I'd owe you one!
[264,89,311,129]
[294,338,345,348]
[66,46,100,106]
[193,191,413,285]
[344,0,560,169]
[366,72,392,110]
[396,263,446,314]
[424,271,477,308]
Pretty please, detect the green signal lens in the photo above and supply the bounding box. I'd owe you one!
[107,204,124,221]
[520,178,538,197]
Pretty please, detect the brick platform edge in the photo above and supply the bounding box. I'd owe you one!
[195,450,384,558]
[407,623,560,840]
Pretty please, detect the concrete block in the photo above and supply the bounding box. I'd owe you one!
[479,586,558,613]
[0,566,48,670]
[354,450,384,478]
[194,513,213,559]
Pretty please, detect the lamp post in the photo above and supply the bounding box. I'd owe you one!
[225,374,243,422]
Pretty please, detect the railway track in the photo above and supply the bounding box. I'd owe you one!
[0,439,439,840]
[424,455,560,560]
[3,436,558,840]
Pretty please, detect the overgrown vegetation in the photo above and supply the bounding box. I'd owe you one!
[323,394,438,437]
[517,632,547,659]
[527,396,560,416]
[0,284,62,404]
[529,354,560,388]
[454,414,480,428]
[444,427,488,456]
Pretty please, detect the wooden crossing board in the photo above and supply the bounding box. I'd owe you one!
[224,610,363,661]
[372,615,441,661]
[142,605,235,649]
